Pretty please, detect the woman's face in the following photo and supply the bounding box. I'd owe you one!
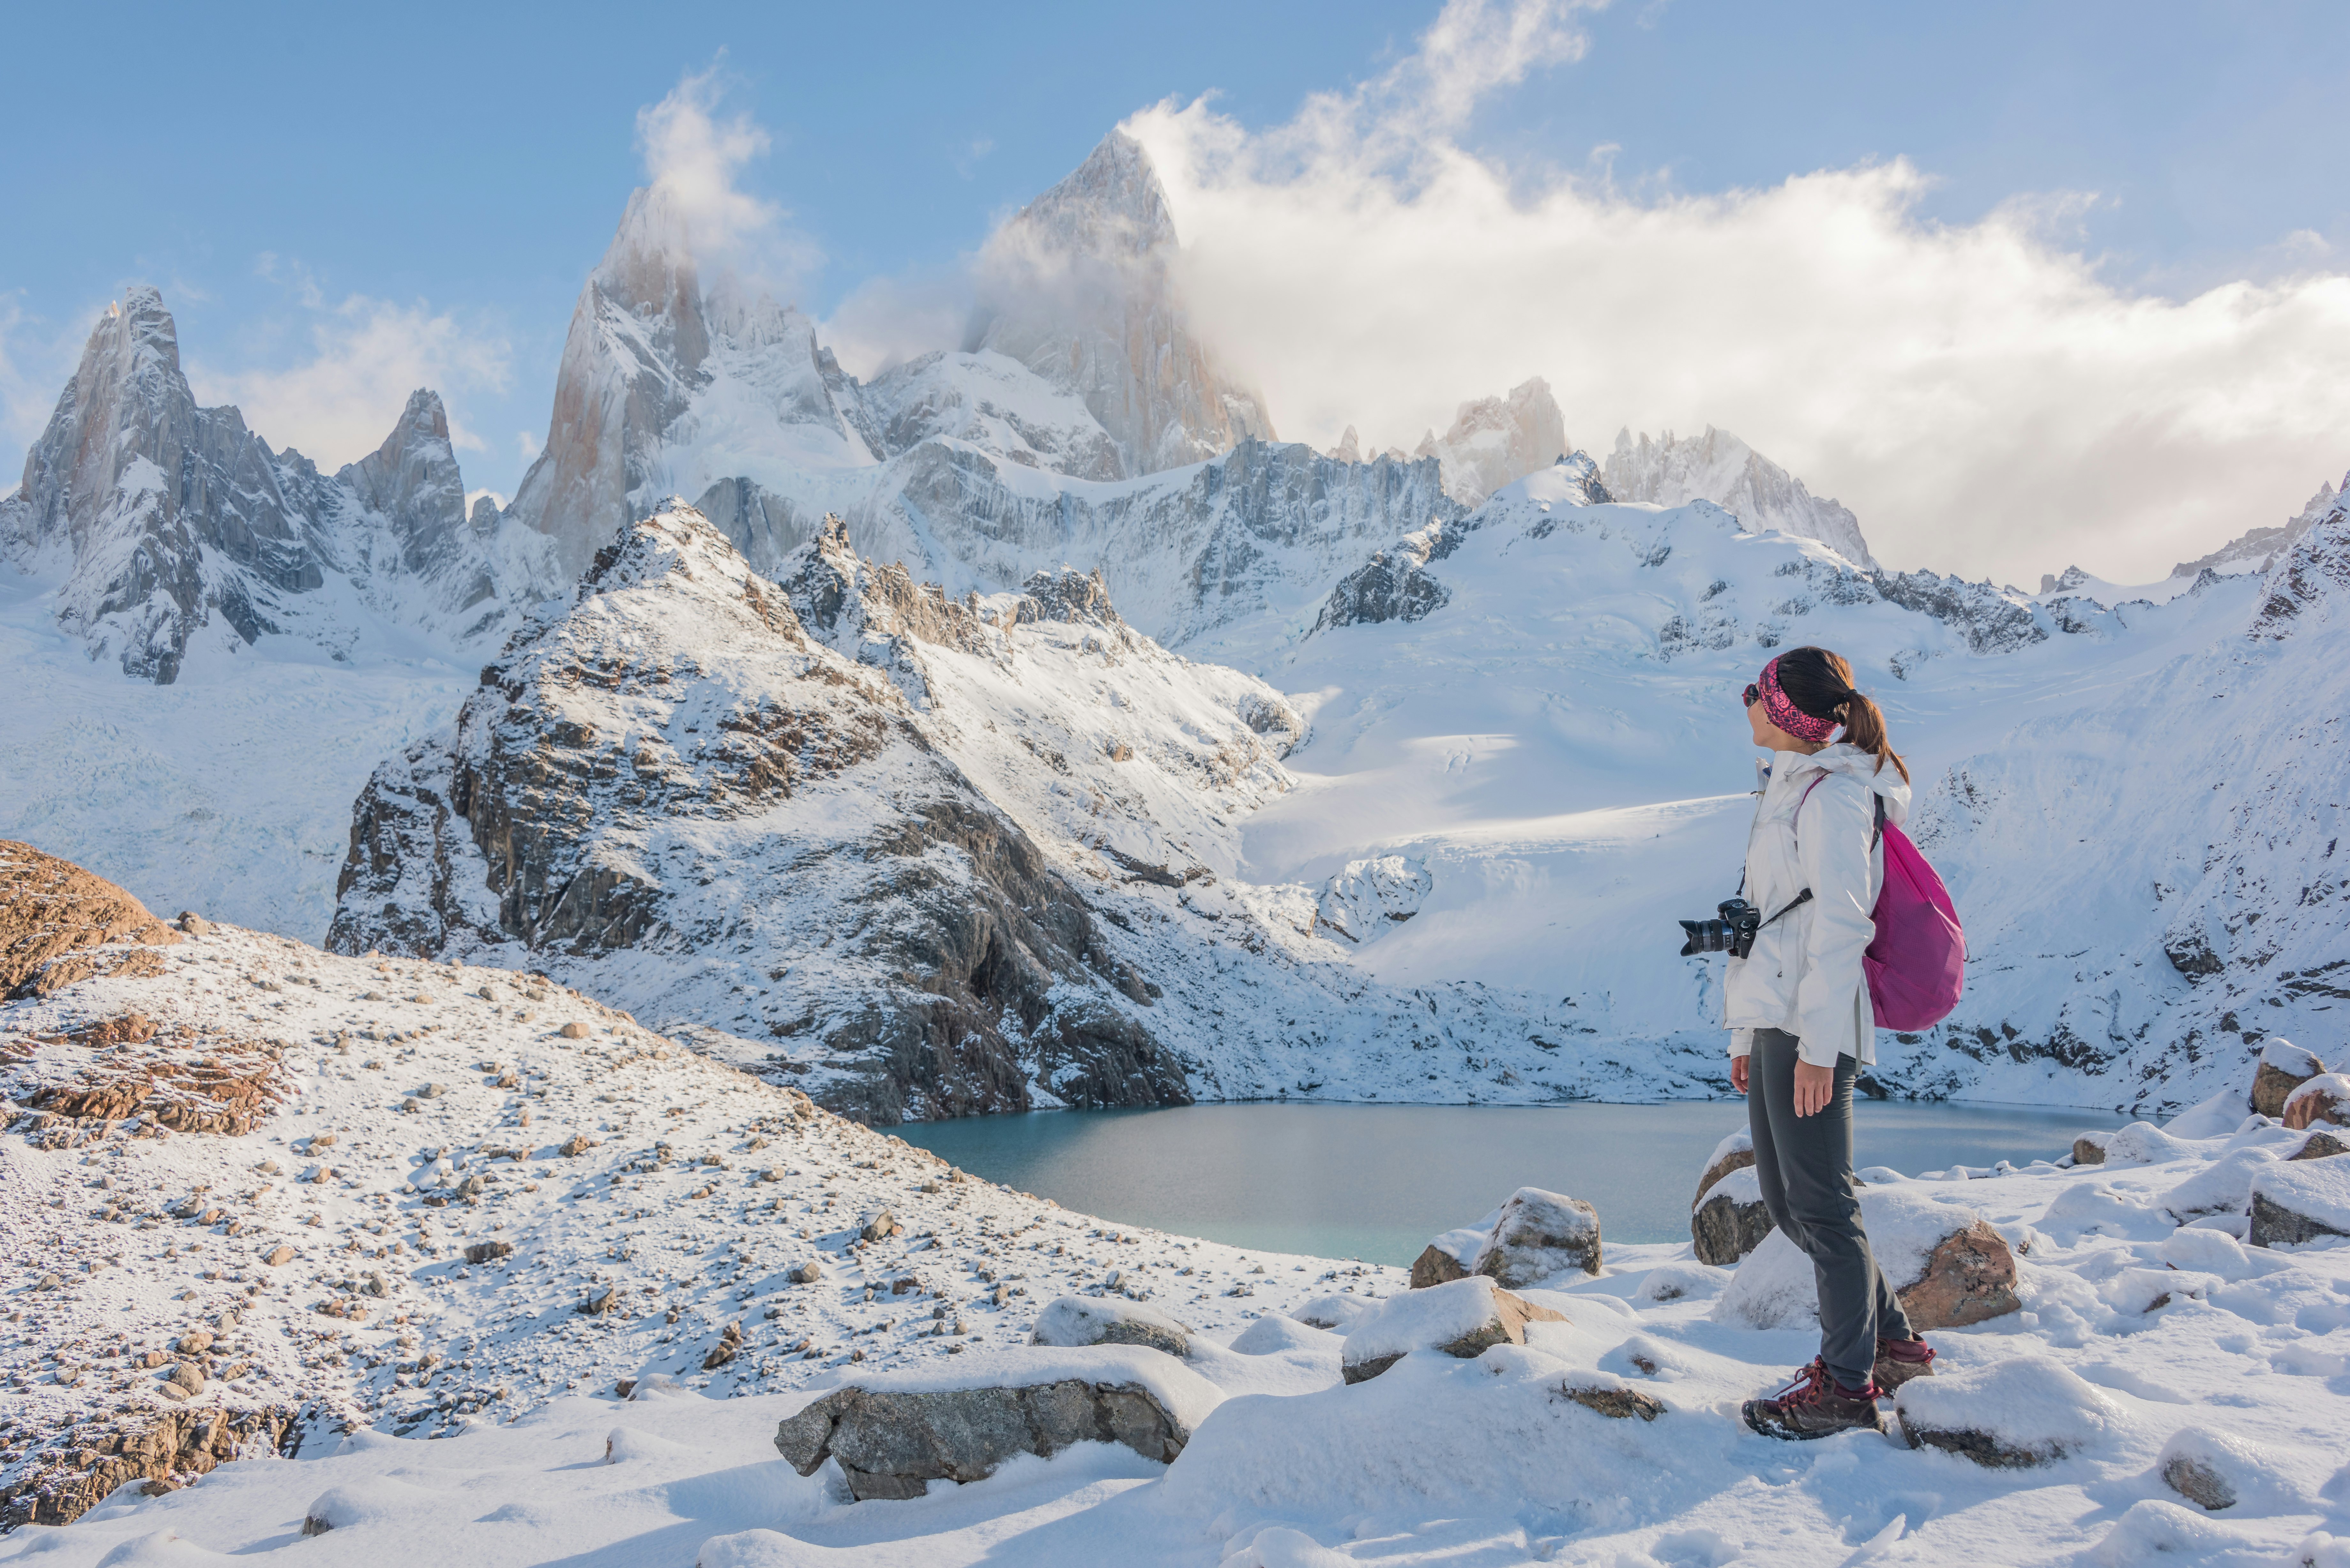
[1745,681,1816,752]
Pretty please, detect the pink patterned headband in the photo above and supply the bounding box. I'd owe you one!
[1757,657,1838,743]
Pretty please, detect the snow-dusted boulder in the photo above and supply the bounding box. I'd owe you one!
[1290,1294,1378,1332]
[1693,1125,1755,1207]
[1469,1187,1602,1286]
[2157,1146,2283,1223]
[1691,1166,1774,1267]
[770,1345,1222,1500]
[1895,1355,2126,1467]
[2254,1039,2326,1118]
[2293,1128,2350,1161]
[1715,1188,2019,1331]
[1314,855,1432,942]
[2248,1157,2350,1248]
[1029,1295,1193,1358]
[2284,1074,2350,1131]
[2158,1425,2290,1511]
[1227,1315,1334,1357]
[1340,1276,1566,1384]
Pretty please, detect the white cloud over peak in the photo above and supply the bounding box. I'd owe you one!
[1124,0,2350,585]
[188,291,510,468]
[636,65,820,294]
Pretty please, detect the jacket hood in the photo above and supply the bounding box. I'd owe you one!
[1771,743,1912,825]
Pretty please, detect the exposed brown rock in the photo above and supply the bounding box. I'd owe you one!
[2254,1061,2320,1119]
[2292,1130,2350,1161]
[2071,1135,2108,1166]
[0,841,181,998]
[0,1405,297,1528]
[1341,1281,1568,1384]
[2284,1076,2350,1131]
[1896,1220,2021,1331]
[1408,1244,1469,1290]
[1559,1383,1664,1421]
[702,1322,744,1370]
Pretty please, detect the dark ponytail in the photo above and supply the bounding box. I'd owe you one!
[1774,645,1910,783]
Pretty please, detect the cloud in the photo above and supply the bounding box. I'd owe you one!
[0,294,95,473]
[188,290,510,468]
[636,64,819,292]
[1123,0,2350,584]
[517,430,542,462]
[821,267,974,381]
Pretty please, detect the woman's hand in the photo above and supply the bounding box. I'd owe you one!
[1793,1060,1834,1117]
[1731,1055,1749,1095]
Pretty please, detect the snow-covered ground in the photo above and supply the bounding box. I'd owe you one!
[9,916,2350,1564]
[0,570,471,942]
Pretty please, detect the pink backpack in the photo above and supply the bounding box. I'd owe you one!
[1797,776,1967,1030]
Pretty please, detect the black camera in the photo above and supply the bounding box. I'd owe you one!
[1680,897,1762,958]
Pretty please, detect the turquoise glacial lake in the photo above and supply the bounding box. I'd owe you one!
[895,1100,2132,1266]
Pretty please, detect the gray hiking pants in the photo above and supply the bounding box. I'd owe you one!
[1747,1027,1914,1388]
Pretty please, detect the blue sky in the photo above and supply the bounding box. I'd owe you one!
[5,1,2348,580]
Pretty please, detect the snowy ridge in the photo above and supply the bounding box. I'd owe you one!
[1604,423,1876,569]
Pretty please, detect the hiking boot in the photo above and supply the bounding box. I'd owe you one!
[1872,1336,1935,1398]
[1741,1359,1887,1441]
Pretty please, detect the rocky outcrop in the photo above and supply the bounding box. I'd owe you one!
[1340,1276,1567,1384]
[771,1349,1220,1500]
[328,503,1187,1125]
[0,1403,300,1528]
[0,840,180,996]
[1310,521,1460,633]
[1409,1243,1472,1290]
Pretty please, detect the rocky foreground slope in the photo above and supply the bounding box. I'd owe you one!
[2,845,1381,1529]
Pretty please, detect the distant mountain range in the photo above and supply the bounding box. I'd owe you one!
[5,127,2341,1124]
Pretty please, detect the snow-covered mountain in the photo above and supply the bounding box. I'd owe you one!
[965,130,1276,476]
[0,289,541,682]
[1603,424,1876,569]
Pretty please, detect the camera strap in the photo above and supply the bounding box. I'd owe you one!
[1741,779,1888,926]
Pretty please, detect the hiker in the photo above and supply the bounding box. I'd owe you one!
[1725,646,1936,1439]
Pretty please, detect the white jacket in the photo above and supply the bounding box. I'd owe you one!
[1724,743,1913,1068]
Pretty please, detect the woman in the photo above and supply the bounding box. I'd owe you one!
[1727,646,1937,1441]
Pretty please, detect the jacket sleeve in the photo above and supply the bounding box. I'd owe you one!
[1792,775,1877,1067]
[1730,1028,1754,1059]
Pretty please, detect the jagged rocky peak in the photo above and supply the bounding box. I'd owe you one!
[2251,486,2350,640]
[1,289,518,680]
[1603,425,1875,570]
[967,130,1276,477]
[1326,426,1364,464]
[331,498,1185,1125]
[1413,378,1571,507]
[507,185,877,584]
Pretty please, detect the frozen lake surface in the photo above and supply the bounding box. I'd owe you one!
[896,1099,2132,1264]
